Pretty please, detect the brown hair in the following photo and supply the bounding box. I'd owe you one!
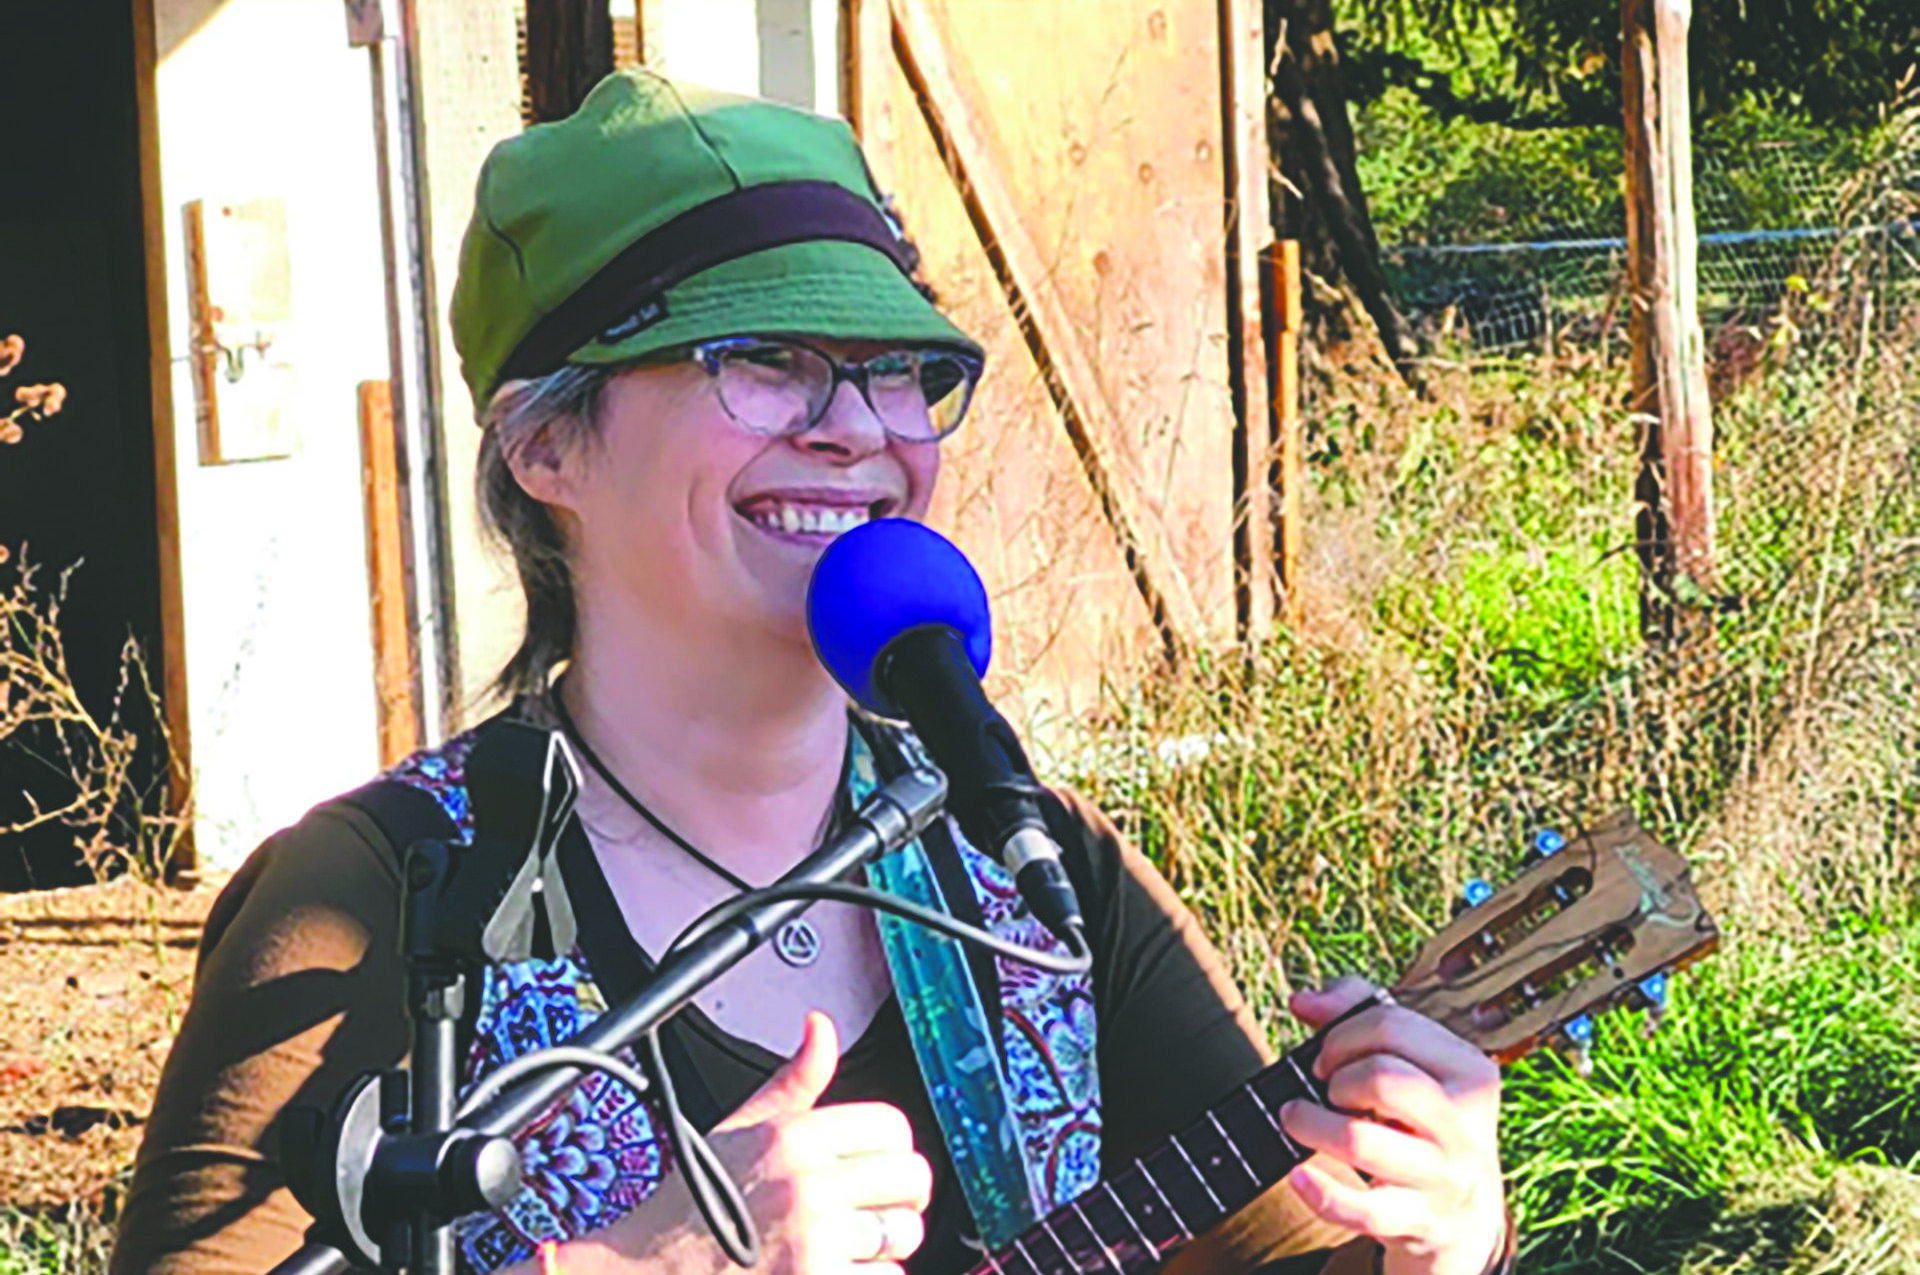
[476,364,621,700]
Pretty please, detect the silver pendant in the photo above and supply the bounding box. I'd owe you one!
[774,918,822,967]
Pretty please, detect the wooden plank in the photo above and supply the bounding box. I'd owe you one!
[363,37,429,756]
[1220,0,1275,645]
[359,381,424,765]
[131,0,196,881]
[888,0,1209,661]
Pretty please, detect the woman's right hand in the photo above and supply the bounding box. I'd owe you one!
[586,1011,932,1275]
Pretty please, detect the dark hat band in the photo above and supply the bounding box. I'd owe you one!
[494,180,916,390]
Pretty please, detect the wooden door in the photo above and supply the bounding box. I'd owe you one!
[845,0,1274,728]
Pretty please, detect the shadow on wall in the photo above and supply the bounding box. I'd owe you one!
[157,0,236,60]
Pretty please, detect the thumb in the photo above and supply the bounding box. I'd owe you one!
[719,1011,839,1129]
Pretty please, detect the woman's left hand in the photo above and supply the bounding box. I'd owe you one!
[1277,976,1508,1275]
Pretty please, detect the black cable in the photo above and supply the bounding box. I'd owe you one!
[455,1046,654,1122]
[663,880,1094,974]
[640,1027,759,1267]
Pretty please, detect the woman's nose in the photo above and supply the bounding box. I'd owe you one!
[799,378,890,457]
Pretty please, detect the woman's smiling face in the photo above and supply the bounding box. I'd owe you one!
[534,341,943,644]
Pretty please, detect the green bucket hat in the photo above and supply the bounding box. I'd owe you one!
[450,69,982,417]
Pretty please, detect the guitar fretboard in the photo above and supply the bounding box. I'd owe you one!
[966,1029,1341,1275]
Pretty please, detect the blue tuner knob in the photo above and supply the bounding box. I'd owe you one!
[1463,878,1495,907]
[1562,1013,1595,1045]
[1534,829,1567,856]
[1638,973,1668,1007]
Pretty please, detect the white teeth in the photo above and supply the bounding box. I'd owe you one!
[749,503,877,535]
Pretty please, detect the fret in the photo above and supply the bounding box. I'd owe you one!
[1050,1200,1123,1275]
[1133,1157,1194,1242]
[979,1236,1041,1275]
[1147,1138,1224,1233]
[1208,1110,1258,1184]
[1250,1053,1312,1115]
[1181,1112,1259,1208]
[1173,1135,1228,1212]
[1018,1226,1078,1275]
[1088,1179,1159,1269]
[1284,1052,1332,1107]
[1111,1162,1187,1250]
[1215,1085,1301,1185]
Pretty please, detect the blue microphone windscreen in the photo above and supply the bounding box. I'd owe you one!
[807,518,992,717]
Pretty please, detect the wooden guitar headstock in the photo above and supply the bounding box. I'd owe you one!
[1392,810,1719,1066]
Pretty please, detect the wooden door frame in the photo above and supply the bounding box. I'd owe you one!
[130,0,196,880]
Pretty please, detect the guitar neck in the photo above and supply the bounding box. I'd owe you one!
[963,812,1719,1275]
[967,1013,1354,1275]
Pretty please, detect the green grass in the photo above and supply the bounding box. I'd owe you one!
[0,1204,114,1275]
[1053,267,1920,1271]
[1502,913,1920,1272]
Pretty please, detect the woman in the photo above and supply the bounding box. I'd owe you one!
[112,71,1512,1275]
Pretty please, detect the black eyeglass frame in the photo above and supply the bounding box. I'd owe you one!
[688,335,985,443]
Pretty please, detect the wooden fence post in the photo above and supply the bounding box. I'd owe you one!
[1625,0,1717,638]
[1270,240,1304,627]
[1222,0,1276,649]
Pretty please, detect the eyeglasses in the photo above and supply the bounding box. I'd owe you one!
[690,336,983,443]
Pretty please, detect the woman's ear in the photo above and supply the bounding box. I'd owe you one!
[502,423,576,510]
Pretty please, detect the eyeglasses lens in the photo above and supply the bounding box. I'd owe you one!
[710,343,977,440]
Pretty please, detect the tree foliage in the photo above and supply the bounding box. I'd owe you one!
[1342,0,1920,130]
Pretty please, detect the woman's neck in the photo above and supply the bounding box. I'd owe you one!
[557,592,851,863]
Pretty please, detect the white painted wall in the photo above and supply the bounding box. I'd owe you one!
[644,0,838,114]
[145,0,848,868]
[155,0,386,867]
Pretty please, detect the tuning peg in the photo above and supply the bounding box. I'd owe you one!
[1451,877,1495,918]
[1555,1014,1595,1077]
[1633,973,1669,1036]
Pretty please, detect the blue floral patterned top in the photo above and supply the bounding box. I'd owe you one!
[386,717,1100,1273]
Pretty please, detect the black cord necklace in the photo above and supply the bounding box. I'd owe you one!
[548,687,827,968]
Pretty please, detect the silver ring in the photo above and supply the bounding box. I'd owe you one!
[853,1209,890,1263]
[855,1208,915,1263]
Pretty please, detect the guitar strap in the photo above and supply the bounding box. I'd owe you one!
[854,717,1052,1250]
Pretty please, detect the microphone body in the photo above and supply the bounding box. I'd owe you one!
[878,626,1084,941]
[808,519,1086,943]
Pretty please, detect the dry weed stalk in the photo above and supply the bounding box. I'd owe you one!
[0,549,188,884]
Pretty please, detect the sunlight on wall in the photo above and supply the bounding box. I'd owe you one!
[156,0,384,867]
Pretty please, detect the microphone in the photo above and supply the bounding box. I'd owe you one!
[806,518,1086,944]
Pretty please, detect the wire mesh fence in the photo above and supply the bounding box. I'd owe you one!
[1361,110,1920,875]
[1383,138,1920,354]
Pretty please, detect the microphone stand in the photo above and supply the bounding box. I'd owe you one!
[272,746,947,1275]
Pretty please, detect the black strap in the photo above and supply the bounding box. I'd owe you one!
[495,180,916,390]
[339,775,482,1064]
